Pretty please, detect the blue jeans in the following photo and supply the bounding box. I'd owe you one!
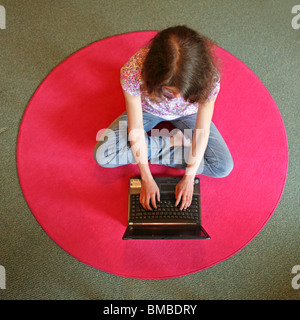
[93,110,233,178]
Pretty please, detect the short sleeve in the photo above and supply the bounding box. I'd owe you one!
[120,47,148,96]
[208,74,221,101]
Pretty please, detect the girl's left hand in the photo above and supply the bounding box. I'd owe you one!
[175,175,194,210]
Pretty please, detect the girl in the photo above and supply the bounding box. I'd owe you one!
[94,25,233,211]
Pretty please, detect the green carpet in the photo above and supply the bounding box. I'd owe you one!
[0,0,299,300]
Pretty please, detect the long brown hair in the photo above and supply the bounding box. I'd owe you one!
[141,25,221,104]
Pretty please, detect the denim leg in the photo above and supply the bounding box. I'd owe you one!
[170,114,234,178]
[93,111,233,177]
[93,111,172,167]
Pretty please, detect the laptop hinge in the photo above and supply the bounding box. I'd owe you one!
[129,222,198,226]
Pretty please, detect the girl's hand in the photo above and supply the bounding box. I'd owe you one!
[140,177,160,210]
[175,175,194,210]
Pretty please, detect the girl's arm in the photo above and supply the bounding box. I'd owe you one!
[123,90,160,210]
[175,95,217,210]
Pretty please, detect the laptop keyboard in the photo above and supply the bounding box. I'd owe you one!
[130,194,200,222]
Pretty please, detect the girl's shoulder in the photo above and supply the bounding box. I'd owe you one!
[121,46,150,71]
[120,46,149,96]
[207,71,221,101]
[135,45,150,64]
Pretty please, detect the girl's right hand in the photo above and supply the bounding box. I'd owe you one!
[140,177,160,210]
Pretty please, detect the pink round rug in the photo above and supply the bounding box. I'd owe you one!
[17,31,288,279]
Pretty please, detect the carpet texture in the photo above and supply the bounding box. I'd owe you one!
[16,31,288,279]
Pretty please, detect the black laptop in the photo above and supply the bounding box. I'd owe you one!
[122,177,210,240]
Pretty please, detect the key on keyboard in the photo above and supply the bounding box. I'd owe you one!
[130,194,200,222]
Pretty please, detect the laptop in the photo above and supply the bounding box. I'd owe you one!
[122,177,210,240]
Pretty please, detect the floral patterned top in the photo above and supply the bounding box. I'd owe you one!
[120,46,220,120]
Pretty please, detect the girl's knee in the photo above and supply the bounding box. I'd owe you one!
[198,151,234,178]
[214,153,234,178]
[93,140,117,168]
[93,140,106,167]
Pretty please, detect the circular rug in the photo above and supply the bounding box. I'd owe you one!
[17,31,288,279]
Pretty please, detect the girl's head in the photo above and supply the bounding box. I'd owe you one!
[141,25,220,104]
